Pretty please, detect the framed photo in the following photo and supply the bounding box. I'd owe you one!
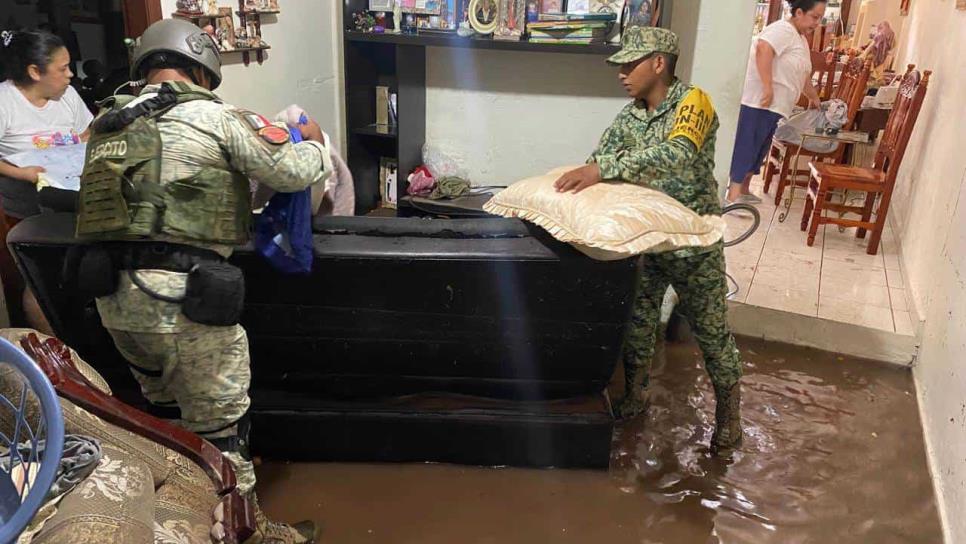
[623,0,655,28]
[566,0,590,13]
[540,0,562,13]
[214,7,236,52]
[400,0,442,14]
[440,0,459,29]
[370,0,394,10]
[495,0,526,40]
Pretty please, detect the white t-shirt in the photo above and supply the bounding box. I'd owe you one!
[741,20,812,118]
[0,80,93,159]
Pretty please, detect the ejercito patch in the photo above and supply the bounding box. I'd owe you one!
[669,88,715,148]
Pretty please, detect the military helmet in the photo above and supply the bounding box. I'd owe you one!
[130,18,222,89]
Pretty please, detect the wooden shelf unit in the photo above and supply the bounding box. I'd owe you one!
[342,0,673,215]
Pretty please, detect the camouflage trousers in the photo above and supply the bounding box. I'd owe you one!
[106,323,256,495]
[621,244,742,410]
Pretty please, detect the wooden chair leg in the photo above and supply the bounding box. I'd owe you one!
[806,183,827,246]
[774,152,791,206]
[856,191,876,239]
[763,155,776,194]
[866,191,894,255]
[801,191,814,231]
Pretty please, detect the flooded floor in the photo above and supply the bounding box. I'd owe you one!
[256,337,943,543]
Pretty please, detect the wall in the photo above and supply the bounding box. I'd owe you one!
[425,0,755,187]
[888,1,966,542]
[158,0,344,146]
[674,0,756,187]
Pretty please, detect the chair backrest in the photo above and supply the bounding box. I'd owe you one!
[0,338,64,544]
[873,65,932,181]
[833,56,873,126]
[809,50,833,100]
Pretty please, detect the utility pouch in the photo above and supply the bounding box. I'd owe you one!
[181,261,245,326]
[76,246,119,298]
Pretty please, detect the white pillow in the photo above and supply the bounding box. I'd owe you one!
[483,166,725,261]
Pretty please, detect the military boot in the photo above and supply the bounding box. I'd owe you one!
[615,386,650,420]
[250,493,319,544]
[710,382,743,454]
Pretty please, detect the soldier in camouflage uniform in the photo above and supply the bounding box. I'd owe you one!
[555,27,743,452]
[76,19,330,543]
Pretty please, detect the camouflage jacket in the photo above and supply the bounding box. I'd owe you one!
[589,79,720,218]
[97,83,333,333]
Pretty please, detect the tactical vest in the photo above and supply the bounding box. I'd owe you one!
[76,81,252,245]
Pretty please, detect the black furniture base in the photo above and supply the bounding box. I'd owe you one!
[251,391,614,469]
[9,212,637,469]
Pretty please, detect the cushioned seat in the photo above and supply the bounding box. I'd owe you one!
[0,329,242,544]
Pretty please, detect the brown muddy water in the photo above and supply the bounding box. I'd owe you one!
[256,337,943,543]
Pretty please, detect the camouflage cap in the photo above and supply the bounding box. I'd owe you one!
[607,26,680,65]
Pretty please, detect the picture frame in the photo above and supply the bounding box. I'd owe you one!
[495,0,526,40]
[214,7,236,51]
[400,0,442,15]
[370,0,394,10]
[540,0,562,13]
[566,0,590,14]
[468,0,498,33]
[623,0,657,29]
[440,0,459,29]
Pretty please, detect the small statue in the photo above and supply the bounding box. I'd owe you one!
[393,2,403,32]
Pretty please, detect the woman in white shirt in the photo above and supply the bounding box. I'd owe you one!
[0,30,92,332]
[725,0,825,204]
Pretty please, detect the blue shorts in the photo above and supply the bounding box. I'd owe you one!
[729,105,784,183]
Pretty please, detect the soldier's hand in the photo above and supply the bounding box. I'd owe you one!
[554,163,602,194]
[298,118,325,143]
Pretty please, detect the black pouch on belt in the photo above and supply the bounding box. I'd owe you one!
[74,246,119,299]
[181,261,245,326]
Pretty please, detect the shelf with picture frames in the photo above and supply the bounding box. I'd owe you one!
[172,0,278,65]
[343,0,674,215]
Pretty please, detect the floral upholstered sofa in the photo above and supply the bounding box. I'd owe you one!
[0,329,253,544]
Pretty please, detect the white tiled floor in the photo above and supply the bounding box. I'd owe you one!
[724,177,915,336]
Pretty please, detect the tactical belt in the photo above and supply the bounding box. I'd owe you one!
[118,242,225,273]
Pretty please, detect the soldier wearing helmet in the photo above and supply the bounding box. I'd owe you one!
[554,27,744,454]
[75,18,330,543]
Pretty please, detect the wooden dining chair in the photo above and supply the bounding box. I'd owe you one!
[763,56,872,206]
[801,66,931,255]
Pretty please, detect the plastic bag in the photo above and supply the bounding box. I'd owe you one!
[407,165,435,196]
[774,99,849,154]
[422,143,468,180]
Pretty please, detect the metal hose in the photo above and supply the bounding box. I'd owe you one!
[721,203,762,298]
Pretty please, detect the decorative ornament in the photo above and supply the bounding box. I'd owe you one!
[468,0,498,35]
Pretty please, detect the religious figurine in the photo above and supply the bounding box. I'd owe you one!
[393,1,403,32]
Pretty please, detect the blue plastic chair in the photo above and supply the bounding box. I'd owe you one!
[0,337,65,543]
